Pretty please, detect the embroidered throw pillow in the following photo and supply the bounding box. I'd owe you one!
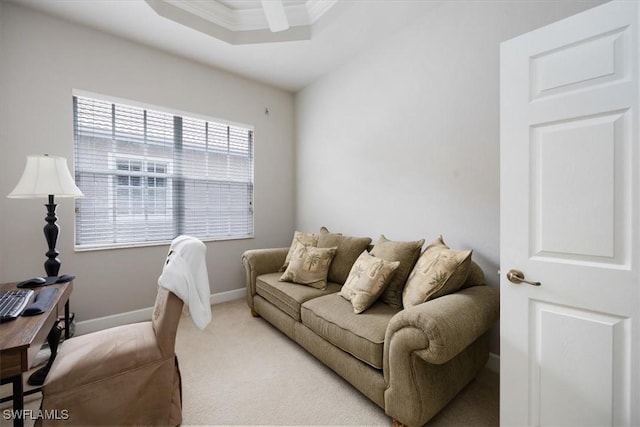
[340,251,400,314]
[281,231,319,271]
[280,239,337,290]
[402,236,472,308]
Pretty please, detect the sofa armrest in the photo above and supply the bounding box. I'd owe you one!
[382,285,499,426]
[384,285,499,369]
[242,248,288,310]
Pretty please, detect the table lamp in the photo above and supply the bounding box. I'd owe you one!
[7,154,84,277]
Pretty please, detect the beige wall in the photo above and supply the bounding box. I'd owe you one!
[0,0,609,337]
[0,2,295,321]
[294,0,606,354]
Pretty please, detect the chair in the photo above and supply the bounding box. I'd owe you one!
[37,288,183,426]
[37,236,211,426]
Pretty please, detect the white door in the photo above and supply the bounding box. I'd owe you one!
[500,1,639,426]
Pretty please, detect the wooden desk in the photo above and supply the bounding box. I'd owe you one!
[0,281,72,427]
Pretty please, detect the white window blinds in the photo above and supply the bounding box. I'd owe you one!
[73,95,254,249]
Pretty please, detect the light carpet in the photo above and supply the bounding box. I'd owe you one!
[177,298,499,426]
[1,298,499,426]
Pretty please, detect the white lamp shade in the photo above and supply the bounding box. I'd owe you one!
[7,154,84,198]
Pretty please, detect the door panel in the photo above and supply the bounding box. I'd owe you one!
[500,1,639,425]
[530,111,627,263]
[531,301,630,427]
[530,27,628,99]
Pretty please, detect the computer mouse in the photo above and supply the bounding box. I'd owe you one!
[17,277,47,288]
[56,274,75,283]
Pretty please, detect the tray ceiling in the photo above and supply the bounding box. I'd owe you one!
[145,0,338,44]
[7,0,439,92]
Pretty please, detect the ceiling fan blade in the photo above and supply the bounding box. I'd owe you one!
[261,0,289,33]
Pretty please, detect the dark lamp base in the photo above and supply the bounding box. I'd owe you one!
[44,194,61,277]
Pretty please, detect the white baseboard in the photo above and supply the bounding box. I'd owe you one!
[75,287,245,336]
[210,287,245,305]
[486,352,500,373]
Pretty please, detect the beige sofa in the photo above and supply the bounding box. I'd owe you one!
[242,232,499,427]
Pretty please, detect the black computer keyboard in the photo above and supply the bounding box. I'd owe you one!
[0,289,34,322]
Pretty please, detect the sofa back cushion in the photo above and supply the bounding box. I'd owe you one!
[370,235,424,308]
[318,228,372,285]
[460,260,485,289]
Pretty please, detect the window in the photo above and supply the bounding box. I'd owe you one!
[114,158,169,216]
[73,94,254,249]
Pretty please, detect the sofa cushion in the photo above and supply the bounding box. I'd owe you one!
[281,231,319,271]
[280,240,337,290]
[318,228,372,285]
[402,236,472,308]
[370,235,424,308]
[340,251,399,314]
[256,273,341,321]
[301,293,400,369]
[460,260,485,289]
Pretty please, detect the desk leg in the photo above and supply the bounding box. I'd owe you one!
[10,374,24,427]
[0,374,24,427]
[64,300,70,340]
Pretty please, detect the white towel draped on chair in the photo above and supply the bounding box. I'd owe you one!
[158,235,212,329]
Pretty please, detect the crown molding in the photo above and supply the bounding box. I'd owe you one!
[144,0,336,44]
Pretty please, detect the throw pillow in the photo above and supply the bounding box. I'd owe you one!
[402,236,472,308]
[280,239,337,290]
[370,235,424,308]
[318,227,372,285]
[340,251,400,314]
[281,231,319,271]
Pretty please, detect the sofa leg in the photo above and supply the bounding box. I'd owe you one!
[250,308,260,317]
[391,419,407,427]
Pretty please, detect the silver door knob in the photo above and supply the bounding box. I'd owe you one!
[506,269,541,286]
